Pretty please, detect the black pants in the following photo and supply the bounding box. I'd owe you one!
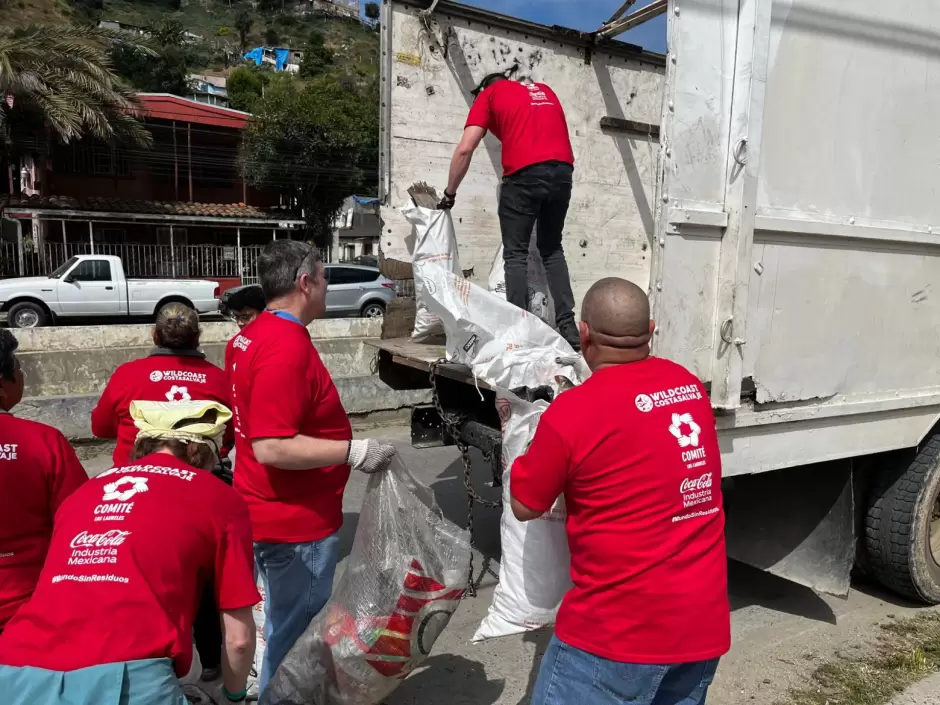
[497,161,577,330]
[193,585,223,671]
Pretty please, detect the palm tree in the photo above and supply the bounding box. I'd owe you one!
[0,23,153,155]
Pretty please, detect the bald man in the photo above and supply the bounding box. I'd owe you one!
[510,278,730,705]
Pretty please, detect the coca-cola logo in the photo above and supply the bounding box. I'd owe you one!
[680,473,713,494]
[70,530,131,549]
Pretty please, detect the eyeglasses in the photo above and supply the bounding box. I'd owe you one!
[292,245,320,285]
[229,312,257,325]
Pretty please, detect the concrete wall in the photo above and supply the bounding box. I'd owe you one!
[11,318,429,439]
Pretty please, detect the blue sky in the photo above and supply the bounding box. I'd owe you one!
[457,0,667,52]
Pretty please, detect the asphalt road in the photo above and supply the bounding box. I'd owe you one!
[80,426,940,705]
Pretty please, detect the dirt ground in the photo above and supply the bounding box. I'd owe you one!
[79,426,940,705]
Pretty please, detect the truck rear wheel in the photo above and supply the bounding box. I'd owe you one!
[7,301,48,328]
[865,431,940,603]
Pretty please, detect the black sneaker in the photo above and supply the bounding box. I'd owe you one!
[559,322,581,352]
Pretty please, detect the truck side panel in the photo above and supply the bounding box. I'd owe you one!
[648,0,740,385]
[744,0,940,405]
[381,0,665,308]
[655,0,940,473]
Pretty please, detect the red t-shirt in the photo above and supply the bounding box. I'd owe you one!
[228,312,353,544]
[91,352,231,465]
[0,414,88,628]
[466,80,574,176]
[511,357,730,665]
[0,453,259,675]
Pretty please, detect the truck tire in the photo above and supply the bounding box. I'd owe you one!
[865,431,940,603]
[7,301,48,328]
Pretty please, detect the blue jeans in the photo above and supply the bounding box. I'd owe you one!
[532,635,719,705]
[253,533,340,695]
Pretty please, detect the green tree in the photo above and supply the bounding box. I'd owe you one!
[243,74,377,243]
[298,32,332,79]
[0,24,151,154]
[364,2,380,25]
[264,27,279,46]
[226,66,267,112]
[235,9,254,51]
[109,20,199,96]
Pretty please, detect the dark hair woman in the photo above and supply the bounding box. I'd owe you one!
[92,303,231,466]
[0,400,259,705]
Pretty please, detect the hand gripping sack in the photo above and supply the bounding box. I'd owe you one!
[261,455,471,705]
[487,225,556,329]
[403,205,461,342]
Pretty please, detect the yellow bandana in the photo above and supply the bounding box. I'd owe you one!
[129,400,232,448]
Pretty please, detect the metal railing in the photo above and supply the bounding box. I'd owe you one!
[1,242,329,282]
[0,242,18,279]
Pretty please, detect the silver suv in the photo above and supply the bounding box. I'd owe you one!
[325,264,396,318]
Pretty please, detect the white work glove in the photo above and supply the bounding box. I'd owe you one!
[347,439,397,474]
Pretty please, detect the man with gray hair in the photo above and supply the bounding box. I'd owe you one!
[227,240,396,698]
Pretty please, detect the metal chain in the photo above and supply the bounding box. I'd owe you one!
[428,360,502,597]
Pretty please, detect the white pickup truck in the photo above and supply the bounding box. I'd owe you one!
[0,255,220,328]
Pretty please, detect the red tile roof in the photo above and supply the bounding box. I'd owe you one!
[1,195,304,223]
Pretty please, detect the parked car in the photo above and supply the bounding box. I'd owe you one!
[351,254,378,268]
[0,255,220,328]
[324,264,395,318]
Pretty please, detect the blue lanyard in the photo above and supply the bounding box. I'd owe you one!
[268,309,303,326]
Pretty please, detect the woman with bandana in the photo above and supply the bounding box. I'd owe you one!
[0,400,259,705]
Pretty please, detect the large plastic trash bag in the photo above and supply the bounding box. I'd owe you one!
[402,206,590,641]
[472,390,573,641]
[261,454,471,705]
[409,219,585,390]
[404,205,462,342]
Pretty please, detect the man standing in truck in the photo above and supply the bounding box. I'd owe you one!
[510,278,730,705]
[439,73,581,350]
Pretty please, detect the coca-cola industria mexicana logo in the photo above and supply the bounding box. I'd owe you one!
[679,473,713,494]
[70,529,131,549]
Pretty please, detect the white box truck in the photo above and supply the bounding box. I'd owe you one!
[372,0,940,604]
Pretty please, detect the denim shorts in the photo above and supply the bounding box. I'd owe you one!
[532,635,719,705]
[0,658,188,705]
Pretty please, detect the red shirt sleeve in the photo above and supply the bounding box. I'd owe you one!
[46,429,88,516]
[246,341,312,440]
[510,414,570,514]
[91,367,123,439]
[466,89,492,131]
[214,502,262,611]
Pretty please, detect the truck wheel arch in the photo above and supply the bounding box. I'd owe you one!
[4,298,52,328]
[153,296,196,318]
[864,431,940,604]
